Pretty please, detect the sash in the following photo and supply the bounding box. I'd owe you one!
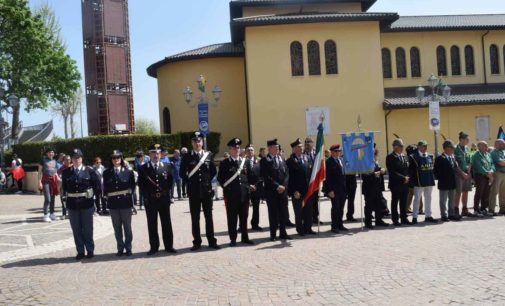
[188,151,210,179]
[223,158,247,188]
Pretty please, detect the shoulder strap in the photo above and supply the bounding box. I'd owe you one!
[223,158,247,188]
[188,151,210,179]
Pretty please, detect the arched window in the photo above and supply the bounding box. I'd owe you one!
[451,46,461,76]
[324,40,338,75]
[162,107,171,134]
[490,44,500,74]
[437,46,447,76]
[410,47,421,77]
[307,40,321,75]
[290,41,304,76]
[381,48,392,78]
[395,47,406,78]
[465,45,475,75]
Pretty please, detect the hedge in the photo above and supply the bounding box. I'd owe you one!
[12,132,220,164]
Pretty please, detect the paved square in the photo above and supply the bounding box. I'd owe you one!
[0,188,505,305]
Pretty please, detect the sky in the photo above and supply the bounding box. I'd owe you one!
[20,0,505,138]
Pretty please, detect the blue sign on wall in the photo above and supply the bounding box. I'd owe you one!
[198,103,209,136]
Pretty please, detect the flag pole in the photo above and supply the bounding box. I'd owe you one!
[357,115,364,231]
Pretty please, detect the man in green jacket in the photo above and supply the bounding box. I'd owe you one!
[489,139,505,215]
[454,132,474,217]
[471,141,495,216]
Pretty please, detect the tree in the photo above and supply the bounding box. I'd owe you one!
[51,88,82,139]
[135,118,159,135]
[0,0,80,140]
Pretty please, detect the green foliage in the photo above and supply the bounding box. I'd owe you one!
[12,132,221,164]
[135,117,159,135]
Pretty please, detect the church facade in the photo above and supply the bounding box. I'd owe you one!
[148,0,505,155]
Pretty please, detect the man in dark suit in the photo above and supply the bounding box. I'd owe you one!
[245,144,263,231]
[180,132,219,251]
[261,139,291,241]
[386,139,412,226]
[286,138,315,236]
[138,144,176,255]
[434,140,461,221]
[324,144,348,233]
[217,138,254,246]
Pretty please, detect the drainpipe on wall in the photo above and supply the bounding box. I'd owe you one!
[243,42,252,144]
[481,30,490,85]
[384,109,393,155]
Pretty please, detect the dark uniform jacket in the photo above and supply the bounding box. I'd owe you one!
[324,157,346,197]
[408,152,436,187]
[103,166,136,209]
[362,162,383,197]
[260,154,289,196]
[179,151,217,198]
[62,165,100,210]
[246,157,263,197]
[433,154,458,190]
[386,152,410,189]
[217,157,251,203]
[286,153,309,198]
[138,161,174,201]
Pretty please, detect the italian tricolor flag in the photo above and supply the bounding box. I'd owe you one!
[303,123,326,207]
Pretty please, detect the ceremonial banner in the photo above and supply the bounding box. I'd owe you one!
[341,132,375,174]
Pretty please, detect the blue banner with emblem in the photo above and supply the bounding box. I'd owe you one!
[198,103,209,136]
[341,132,375,174]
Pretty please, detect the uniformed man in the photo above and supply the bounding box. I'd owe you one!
[304,137,322,225]
[260,139,291,241]
[324,144,348,233]
[386,139,412,226]
[138,144,176,255]
[286,138,315,236]
[62,149,100,260]
[245,144,263,231]
[180,132,219,251]
[218,138,255,246]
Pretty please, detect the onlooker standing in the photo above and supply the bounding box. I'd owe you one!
[0,168,6,190]
[471,141,495,216]
[325,144,348,233]
[489,139,505,215]
[180,147,188,198]
[9,154,24,193]
[409,140,436,224]
[38,148,60,222]
[454,132,474,217]
[160,149,170,164]
[133,149,149,210]
[171,150,182,200]
[362,149,389,229]
[434,140,459,222]
[57,155,72,219]
[386,139,411,226]
[92,157,108,215]
[245,144,263,231]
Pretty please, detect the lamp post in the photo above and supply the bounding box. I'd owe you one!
[0,87,20,168]
[415,73,452,156]
[183,75,222,150]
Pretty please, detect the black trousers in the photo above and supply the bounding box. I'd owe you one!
[292,197,313,234]
[189,195,217,247]
[94,189,106,212]
[266,192,288,239]
[310,191,320,223]
[181,179,187,197]
[390,185,409,223]
[225,196,249,242]
[145,196,173,251]
[346,175,357,219]
[364,193,384,225]
[250,193,261,227]
[330,194,346,229]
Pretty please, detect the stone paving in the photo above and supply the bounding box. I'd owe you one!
[0,189,505,305]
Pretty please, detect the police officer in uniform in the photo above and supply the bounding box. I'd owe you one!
[245,144,263,231]
[62,149,100,260]
[218,138,255,246]
[261,139,292,241]
[103,150,136,256]
[138,144,176,255]
[180,132,219,251]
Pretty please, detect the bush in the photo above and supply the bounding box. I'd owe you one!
[12,132,220,164]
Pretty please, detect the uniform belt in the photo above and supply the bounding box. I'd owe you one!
[67,189,94,199]
[149,191,169,198]
[106,189,131,197]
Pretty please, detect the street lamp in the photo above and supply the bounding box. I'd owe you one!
[415,74,452,156]
[183,75,222,150]
[0,88,20,168]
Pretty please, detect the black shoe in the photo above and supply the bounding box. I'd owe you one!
[365,224,374,229]
[331,229,340,234]
[241,240,254,245]
[280,235,292,240]
[338,226,349,232]
[270,236,277,241]
[347,217,357,223]
[116,251,123,257]
[139,206,144,210]
[86,252,94,259]
[307,230,317,235]
[101,210,110,216]
[251,226,263,231]
[165,248,177,254]
[449,215,462,221]
[492,212,498,217]
[412,218,418,225]
[286,221,296,227]
[401,219,411,225]
[393,221,401,226]
[425,217,438,223]
[190,245,201,251]
[313,221,324,225]
[375,221,390,227]
[146,249,158,256]
[125,251,132,256]
[75,253,85,260]
[298,232,305,236]
[209,244,221,250]
[229,241,237,247]
[441,216,449,222]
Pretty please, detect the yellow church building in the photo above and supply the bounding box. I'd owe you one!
[147,0,505,156]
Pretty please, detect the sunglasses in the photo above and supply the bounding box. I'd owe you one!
[112,156,121,160]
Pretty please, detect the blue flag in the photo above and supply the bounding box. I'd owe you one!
[498,126,505,140]
[341,132,375,174]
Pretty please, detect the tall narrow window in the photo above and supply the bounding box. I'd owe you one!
[382,48,392,78]
[465,45,475,75]
[162,107,171,134]
[490,44,500,74]
[290,41,304,76]
[451,46,461,76]
[324,40,338,75]
[410,47,421,77]
[396,47,406,78]
[307,40,321,75]
[437,46,447,76]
